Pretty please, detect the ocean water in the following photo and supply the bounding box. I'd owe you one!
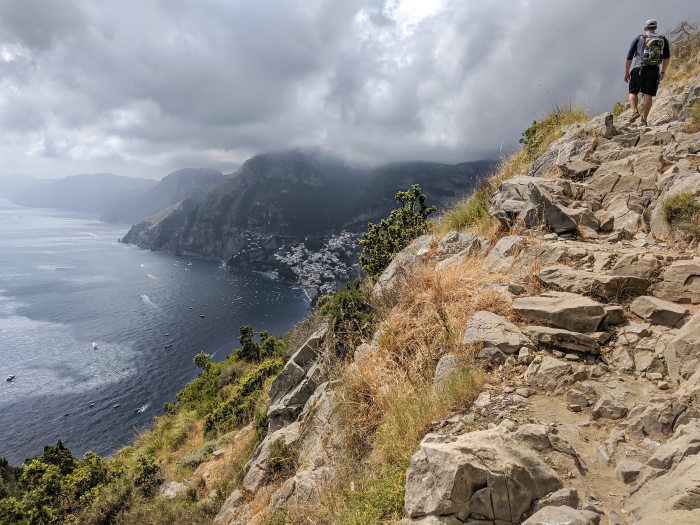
[0,199,310,465]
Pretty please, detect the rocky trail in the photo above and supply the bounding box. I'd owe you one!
[208,75,700,525]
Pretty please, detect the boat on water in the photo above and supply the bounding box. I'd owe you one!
[112,404,120,408]
[6,375,15,382]
[136,403,150,414]
[164,344,171,348]
[200,314,205,318]
[92,342,98,349]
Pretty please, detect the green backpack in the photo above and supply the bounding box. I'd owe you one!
[641,34,665,66]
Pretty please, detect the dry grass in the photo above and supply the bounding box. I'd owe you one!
[432,103,587,236]
[335,257,519,474]
[665,20,700,84]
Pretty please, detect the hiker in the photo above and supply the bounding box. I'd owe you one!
[624,19,671,126]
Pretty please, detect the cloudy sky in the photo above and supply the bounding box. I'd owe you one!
[0,0,698,179]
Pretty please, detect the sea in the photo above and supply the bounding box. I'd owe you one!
[0,199,310,465]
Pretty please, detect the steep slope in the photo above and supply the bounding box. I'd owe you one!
[121,150,495,293]
[11,172,157,214]
[100,167,225,224]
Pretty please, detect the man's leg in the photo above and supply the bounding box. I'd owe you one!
[642,93,653,120]
[628,92,639,113]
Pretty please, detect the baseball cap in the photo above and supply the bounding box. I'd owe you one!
[645,19,658,29]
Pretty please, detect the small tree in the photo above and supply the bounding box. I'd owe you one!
[359,184,435,279]
[192,351,211,369]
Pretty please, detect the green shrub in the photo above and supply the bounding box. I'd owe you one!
[132,455,162,498]
[264,438,299,483]
[230,325,287,362]
[359,184,435,279]
[192,352,211,369]
[178,440,218,469]
[612,101,626,118]
[317,278,375,351]
[175,361,223,417]
[202,360,283,435]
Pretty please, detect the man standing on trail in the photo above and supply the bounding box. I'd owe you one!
[624,19,671,126]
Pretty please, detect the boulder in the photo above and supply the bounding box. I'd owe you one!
[404,428,562,523]
[665,309,700,382]
[242,422,301,492]
[630,296,688,326]
[609,253,662,279]
[436,232,479,260]
[533,487,579,512]
[615,460,644,484]
[525,356,573,390]
[612,346,635,372]
[604,305,626,325]
[434,355,457,391]
[524,326,600,354]
[585,112,615,138]
[651,258,700,304]
[591,394,628,420]
[373,235,435,298]
[482,235,527,272]
[514,424,551,451]
[159,481,187,499]
[268,465,334,512]
[538,264,650,300]
[512,291,606,332]
[462,311,534,355]
[267,327,327,430]
[647,423,700,471]
[521,506,589,525]
[213,489,244,525]
[558,159,597,179]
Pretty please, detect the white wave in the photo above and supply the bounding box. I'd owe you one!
[140,264,145,268]
[140,294,151,303]
[146,274,158,279]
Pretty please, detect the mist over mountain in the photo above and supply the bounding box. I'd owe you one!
[122,149,495,292]
[0,174,46,201]
[100,168,225,224]
[10,173,157,214]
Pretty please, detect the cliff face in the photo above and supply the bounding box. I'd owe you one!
[100,167,225,224]
[212,73,700,525]
[121,150,495,294]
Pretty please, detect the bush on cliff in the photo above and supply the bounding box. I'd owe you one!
[317,277,376,351]
[359,184,435,279]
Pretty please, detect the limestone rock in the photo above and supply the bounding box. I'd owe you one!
[373,235,435,298]
[630,295,688,326]
[462,311,533,355]
[524,326,600,354]
[538,264,650,300]
[521,506,589,525]
[651,258,700,304]
[609,253,662,279]
[242,422,300,492]
[512,291,606,332]
[268,327,327,430]
[269,465,334,512]
[213,489,244,525]
[615,460,644,483]
[665,309,700,382]
[514,424,551,452]
[159,481,187,499]
[434,355,457,391]
[525,356,572,390]
[404,428,562,523]
[604,305,626,325]
[647,423,700,471]
[591,394,628,420]
[482,235,527,272]
[612,347,634,372]
[534,487,579,512]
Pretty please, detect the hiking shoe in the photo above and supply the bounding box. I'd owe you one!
[640,119,648,126]
[629,111,640,123]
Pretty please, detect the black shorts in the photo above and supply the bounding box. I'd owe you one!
[629,66,660,96]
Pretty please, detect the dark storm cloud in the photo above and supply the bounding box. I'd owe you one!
[0,0,697,178]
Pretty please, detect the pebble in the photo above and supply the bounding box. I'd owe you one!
[569,404,582,412]
[658,381,670,390]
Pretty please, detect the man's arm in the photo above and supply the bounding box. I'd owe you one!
[625,36,640,82]
[660,37,671,81]
[660,58,670,80]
